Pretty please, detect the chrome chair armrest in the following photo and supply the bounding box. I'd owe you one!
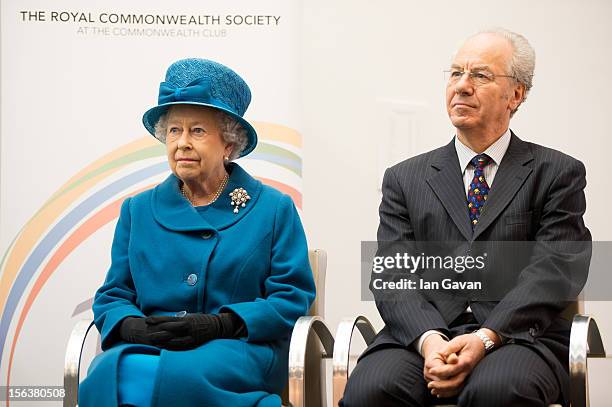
[329,313,599,407]
[63,319,95,407]
[569,314,606,407]
[288,315,335,407]
[332,316,377,406]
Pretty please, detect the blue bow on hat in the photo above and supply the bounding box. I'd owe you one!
[157,77,231,111]
[142,58,257,157]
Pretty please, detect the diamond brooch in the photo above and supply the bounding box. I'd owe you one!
[229,188,250,214]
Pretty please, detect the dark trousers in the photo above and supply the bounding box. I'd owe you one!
[340,317,561,407]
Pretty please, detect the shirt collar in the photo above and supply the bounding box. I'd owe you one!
[454,128,511,173]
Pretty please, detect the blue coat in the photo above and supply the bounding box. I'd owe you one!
[79,163,316,407]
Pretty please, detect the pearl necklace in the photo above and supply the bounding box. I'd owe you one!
[181,173,229,206]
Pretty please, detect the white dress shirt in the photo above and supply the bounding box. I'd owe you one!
[455,129,511,194]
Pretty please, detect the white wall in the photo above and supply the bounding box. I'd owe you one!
[299,0,612,403]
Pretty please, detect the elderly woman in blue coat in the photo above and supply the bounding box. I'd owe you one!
[78,58,315,407]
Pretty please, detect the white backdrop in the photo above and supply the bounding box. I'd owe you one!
[0,0,302,404]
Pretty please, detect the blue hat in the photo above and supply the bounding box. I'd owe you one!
[142,58,257,157]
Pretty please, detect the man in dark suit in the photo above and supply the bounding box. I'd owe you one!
[341,29,591,407]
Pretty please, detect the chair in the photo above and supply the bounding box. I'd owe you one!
[63,249,334,407]
[288,249,335,407]
[332,302,607,407]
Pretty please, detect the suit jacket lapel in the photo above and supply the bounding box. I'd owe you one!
[426,140,473,241]
[472,133,534,240]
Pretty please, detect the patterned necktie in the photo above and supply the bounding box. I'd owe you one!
[467,154,492,229]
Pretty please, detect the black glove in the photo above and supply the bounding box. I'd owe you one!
[119,316,175,346]
[145,312,245,350]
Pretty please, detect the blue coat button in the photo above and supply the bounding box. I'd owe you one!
[187,274,198,286]
[201,231,213,239]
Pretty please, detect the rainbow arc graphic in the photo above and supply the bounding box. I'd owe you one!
[0,122,302,393]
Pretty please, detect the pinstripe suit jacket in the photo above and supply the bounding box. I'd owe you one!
[369,132,591,398]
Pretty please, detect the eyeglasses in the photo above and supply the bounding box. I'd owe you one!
[444,69,515,86]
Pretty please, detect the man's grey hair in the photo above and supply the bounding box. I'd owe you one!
[457,28,536,116]
[154,107,248,160]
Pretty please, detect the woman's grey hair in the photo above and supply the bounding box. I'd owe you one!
[154,108,248,160]
[477,28,536,116]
